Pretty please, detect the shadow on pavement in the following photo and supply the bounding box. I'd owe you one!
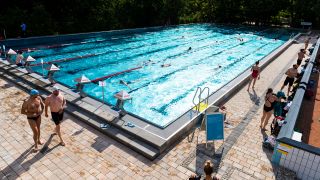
[1,134,59,179]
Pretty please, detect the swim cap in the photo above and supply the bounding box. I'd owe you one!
[52,85,60,91]
[30,89,39,96]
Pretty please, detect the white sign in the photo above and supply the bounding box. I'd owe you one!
[99,81,106,87]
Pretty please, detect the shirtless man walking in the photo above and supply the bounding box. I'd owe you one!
[21,89,44,152]
[45,86,66,146]
[304,37,311,51]
[280,64,299,96]
[297,49,306,66]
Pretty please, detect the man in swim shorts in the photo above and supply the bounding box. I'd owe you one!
[304,37,311,50]
[297,49,306,66]
[280,64,298,96]
[45,86,66,146]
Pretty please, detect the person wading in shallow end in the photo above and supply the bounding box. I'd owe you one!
[45,86,66,146]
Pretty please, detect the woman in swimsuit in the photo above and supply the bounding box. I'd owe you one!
[260,88,277,130]
[247,61,260,91]
[21,89,44,152]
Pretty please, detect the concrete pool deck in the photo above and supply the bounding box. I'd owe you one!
[0,35,313,179]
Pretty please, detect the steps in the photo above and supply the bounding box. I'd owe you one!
[0,61,160,160]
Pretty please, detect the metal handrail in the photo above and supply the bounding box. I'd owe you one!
[188,86,210,142]
[289,33,295,40]
[278,37,320,139]
[202,87,210,105]
[192,87,202,113]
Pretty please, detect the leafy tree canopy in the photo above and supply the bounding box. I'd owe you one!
[0,0,319,38]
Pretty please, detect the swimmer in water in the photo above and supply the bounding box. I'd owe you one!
[161,63,171,67]
[214,65,222,70]
[119,80,132,90]
[188,47,192,51]
[143,59,155,66]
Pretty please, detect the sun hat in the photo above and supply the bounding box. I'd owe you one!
[30,89,39,96]
[52,85,60,91]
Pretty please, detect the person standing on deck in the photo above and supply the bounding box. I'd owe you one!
[247,61,260,91]
[304,37,311,51]
[45,86,66,146]
[260,88,277,131]
[20,23,27,38]
[280,64,298,96]
[297,49,307,66]
[21,89,44,152]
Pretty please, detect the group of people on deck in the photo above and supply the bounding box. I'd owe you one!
[246,37,312,132]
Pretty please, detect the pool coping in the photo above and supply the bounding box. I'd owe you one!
[0,32,302,160]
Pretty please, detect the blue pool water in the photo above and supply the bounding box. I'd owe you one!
[24,24,292,127]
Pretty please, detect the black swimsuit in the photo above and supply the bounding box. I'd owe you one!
[27,115,40,121]
[263,95,274,112]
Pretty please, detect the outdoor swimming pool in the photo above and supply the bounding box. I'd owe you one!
[20,24,292,128]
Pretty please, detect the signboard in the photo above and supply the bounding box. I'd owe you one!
[277,143,293,155]
[206,113,224,141]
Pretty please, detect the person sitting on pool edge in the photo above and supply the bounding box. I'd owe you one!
[15,50,24,66]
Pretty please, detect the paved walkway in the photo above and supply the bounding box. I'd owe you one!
[0,42,306,180]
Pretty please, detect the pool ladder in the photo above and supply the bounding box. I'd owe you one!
[188,87,210,143]
[192,87,210,114]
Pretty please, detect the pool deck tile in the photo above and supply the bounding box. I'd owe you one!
[0,39,313,179]
[81,97,103,108]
